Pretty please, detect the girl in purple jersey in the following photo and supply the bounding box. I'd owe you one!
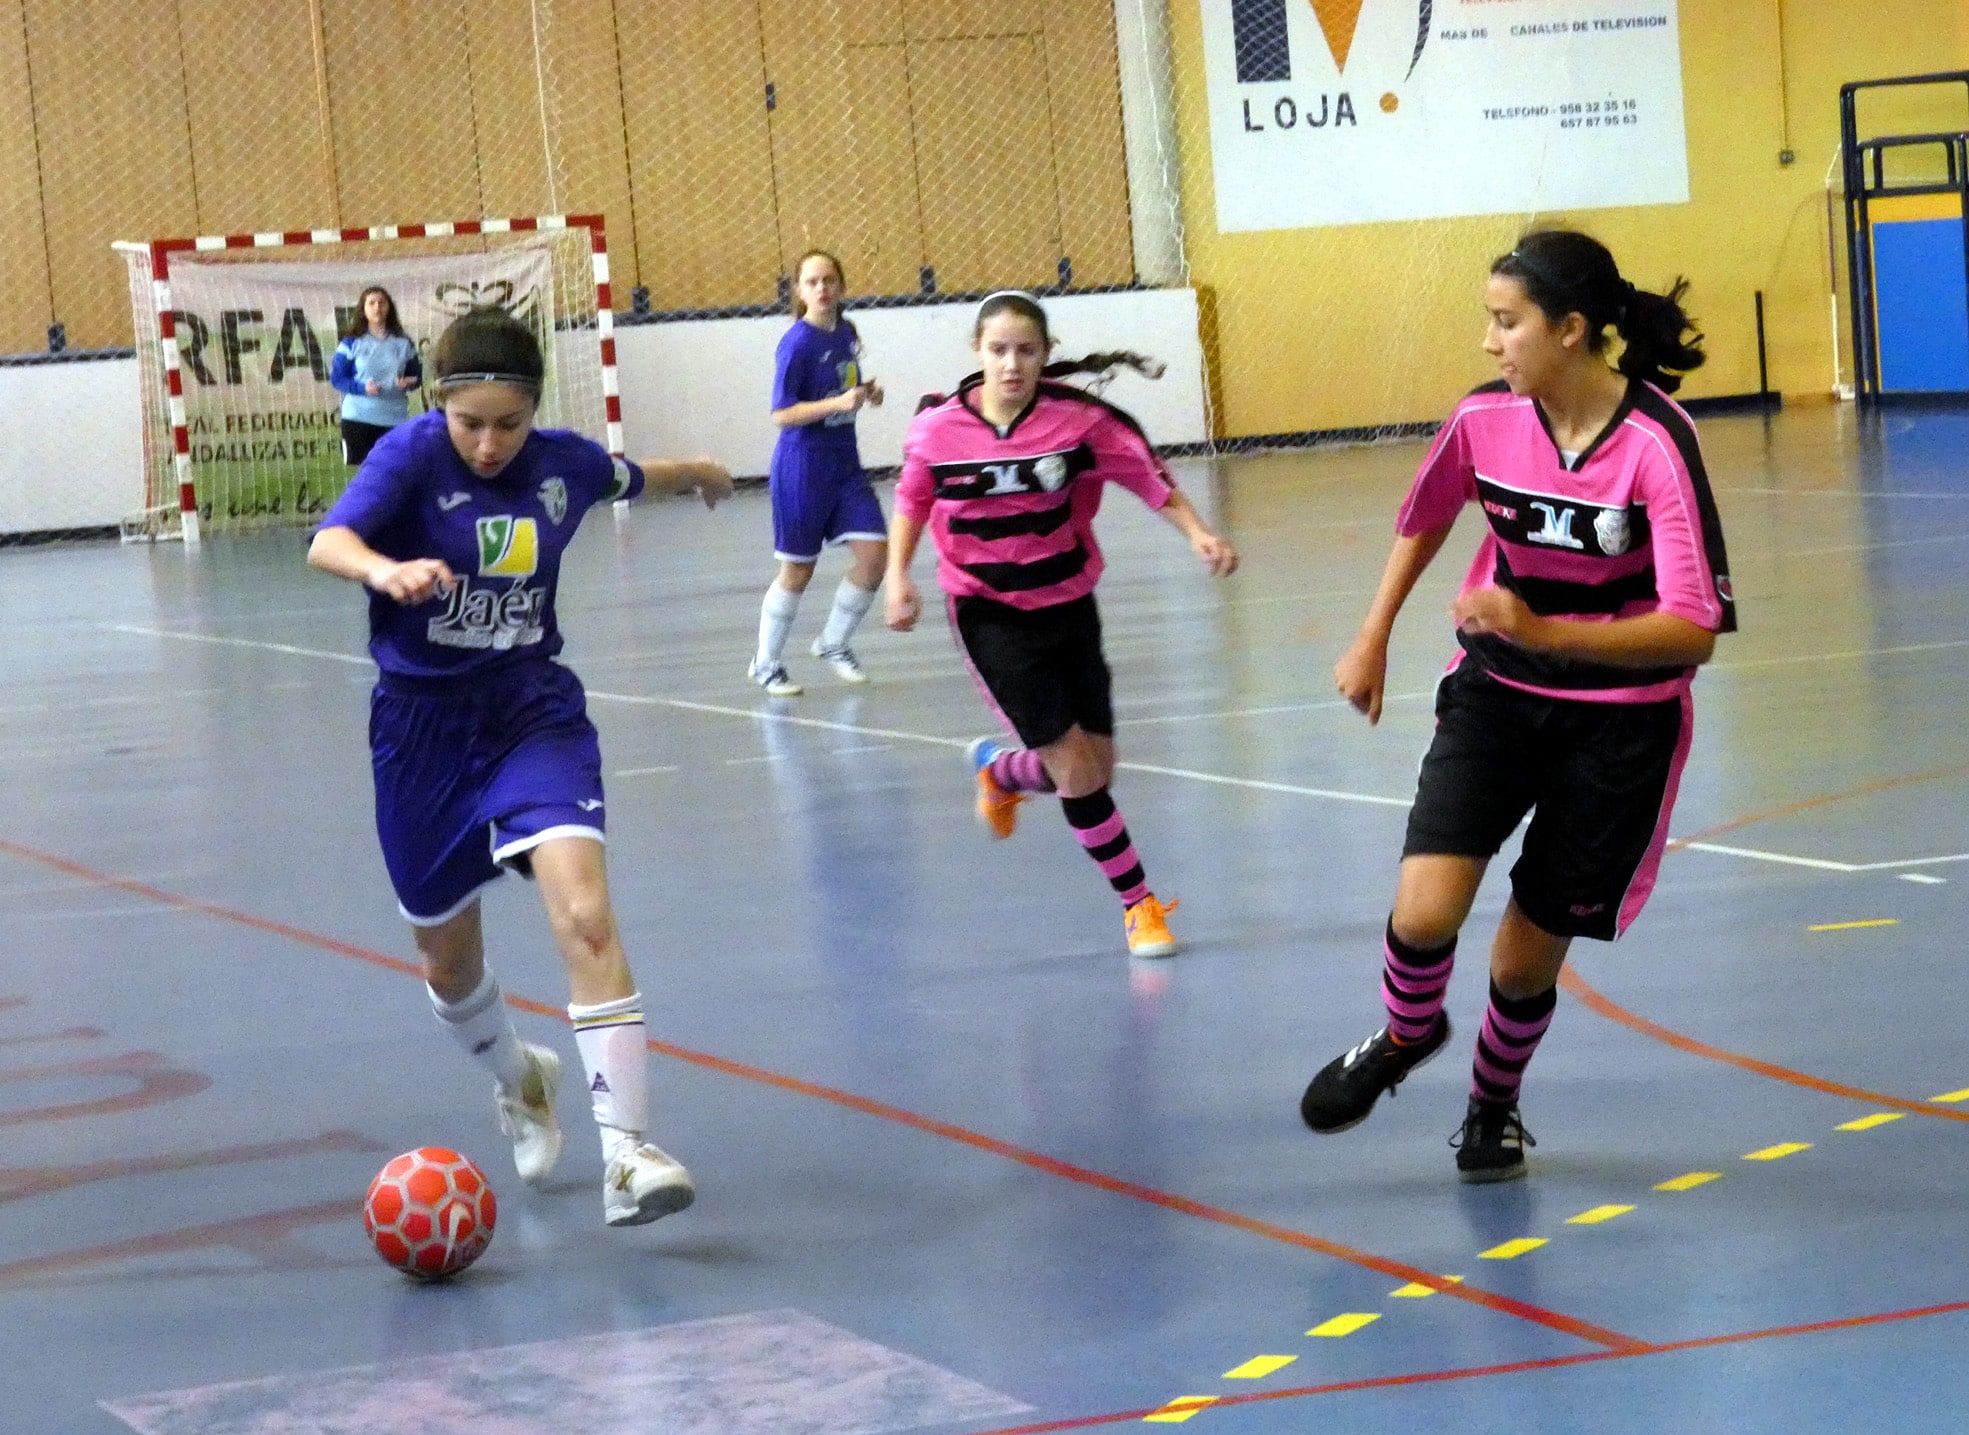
[309,309,733,1228]
[1299,231,1735,1182]
[884,291,1238,959]
[749,250,888,696]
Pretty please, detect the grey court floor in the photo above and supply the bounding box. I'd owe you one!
[2,401,1966,1434]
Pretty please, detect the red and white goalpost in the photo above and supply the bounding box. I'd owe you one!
[117,215,620,544]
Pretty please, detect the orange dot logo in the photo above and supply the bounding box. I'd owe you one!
[1380,92,1400,113]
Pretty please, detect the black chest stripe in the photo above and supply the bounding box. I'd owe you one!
[930,442,1095,501]
[1474,474,1651,559]
[958,543,1090,593]
[948,501,1074,541]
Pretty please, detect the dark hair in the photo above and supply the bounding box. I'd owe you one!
[972,290,1163,387]
[1491,230,1704,393]
[790,249,845,318]
[431,309,544,395]
[341,286,406,341]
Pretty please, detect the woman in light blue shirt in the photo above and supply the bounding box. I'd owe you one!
[331,286,423,465]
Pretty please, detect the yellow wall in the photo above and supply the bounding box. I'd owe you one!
[1171,0,1969,438]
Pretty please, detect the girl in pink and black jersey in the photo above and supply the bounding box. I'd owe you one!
[884,291,1238,959]
[1299,231,1735,1182]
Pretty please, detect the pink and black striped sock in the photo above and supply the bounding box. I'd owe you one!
[1381,919,1455,1045]
[1471,979,1558,1107]
[1059,788,1149,907]
[988,748,1056,794]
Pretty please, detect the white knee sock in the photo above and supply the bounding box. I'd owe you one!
[755,583,802,668]
[429,972,529,1091]
[568,993,649,1161]
[817,578,877,653]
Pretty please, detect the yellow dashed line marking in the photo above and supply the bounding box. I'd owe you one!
[1306,1312,1381,1338]
[1807,918,1898,932]
[1836,1112,1905,1131]
[1566,1204,1635,1225]
[1743,1142,1812,1161]
[1478,1237,1548,1260]
[1389,1275,1464,1298]
[1931,1088,1969,1104]
[1222,1355,1297,1379]
[1656,1171,1721,1191]
[1144,1395,1218,1423]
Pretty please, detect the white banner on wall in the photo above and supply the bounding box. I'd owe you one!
[1201,0,1689,231]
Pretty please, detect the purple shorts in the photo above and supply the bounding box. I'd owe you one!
[369,658,606,924]
[770,446,885,563]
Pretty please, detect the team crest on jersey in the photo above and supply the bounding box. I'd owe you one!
[539,477,568,526]
[1034,454,1069,491]
[476,515,539,576]
[1593,508,1631,556]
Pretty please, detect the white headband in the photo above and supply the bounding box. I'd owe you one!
[436,372,542,393]
[978,288,1043,312]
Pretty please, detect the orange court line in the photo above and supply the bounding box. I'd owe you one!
[1559,966,1969,1125]
[0,837,1645,1355]
[1666,760,1969,851]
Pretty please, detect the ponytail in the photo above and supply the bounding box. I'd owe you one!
[1613,277,1704,393]
[1041,350,1165,384]
[1493,229,1704,393]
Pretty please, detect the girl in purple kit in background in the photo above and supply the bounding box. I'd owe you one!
[308,308,732,1228]
[884,290,1238,959]
[1298,230,1735,1183]
[749,249,888,697]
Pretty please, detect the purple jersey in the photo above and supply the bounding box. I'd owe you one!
[895,378,1174,610]
[320,409,643,678]
[1398,379,1735,703]
[771,317,864,470]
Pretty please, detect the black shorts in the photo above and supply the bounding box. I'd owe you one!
[341,418,393,466]
[951,593,1113,749]
[1402,661,1692,942]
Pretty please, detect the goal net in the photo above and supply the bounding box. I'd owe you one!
[117,218,615,542]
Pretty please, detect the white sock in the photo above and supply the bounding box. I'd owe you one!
[568,993,649,1162]
[817,578,877,654]
[755,583,802,668]
[429,972,529,1091]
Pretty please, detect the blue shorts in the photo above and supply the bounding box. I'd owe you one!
[770,445,885,563]
[369,659,606,925]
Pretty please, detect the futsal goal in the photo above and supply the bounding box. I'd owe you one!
[115,216,619,544]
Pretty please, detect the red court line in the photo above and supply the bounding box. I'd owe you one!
[0,837,1642,1354]
[962,1294,1969,1433]
[1560,966,1969,1125]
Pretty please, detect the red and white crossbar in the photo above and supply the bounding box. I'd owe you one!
[144,215,617,546]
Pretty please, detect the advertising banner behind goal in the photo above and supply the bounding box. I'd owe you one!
[1201,0,1689,231]
[164,247,555,527]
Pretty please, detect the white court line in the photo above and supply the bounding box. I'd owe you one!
[103,622,1965,867]
[1718,488,1969,500]
[1789,532,1969,558]
[1123,692,1430,726]
[612,764,679,778]
[1709,637,1969,671]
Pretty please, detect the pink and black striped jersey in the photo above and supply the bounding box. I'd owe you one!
[1399,379,1735,703]
[896,377,1174,609]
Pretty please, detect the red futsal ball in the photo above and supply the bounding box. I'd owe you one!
[362,1147,497,1280]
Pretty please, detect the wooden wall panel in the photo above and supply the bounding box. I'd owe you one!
[463,0,557,220]
[178,0,337,234]
[761,0,925,300]
[905,0,1044,41]
[0,0,52,353]
[320,0,477,227]
[1042,3,1133,286]
[538,0,639,292]
[908,35,1061,294]
[23,0,198,348]
[840,0,906,46]
[614,0,780,309]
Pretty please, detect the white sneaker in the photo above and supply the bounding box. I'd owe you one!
[495,1042,564,1186]
[810,639,869,685]
[603,1141,697,1227]
[748,659,802,697]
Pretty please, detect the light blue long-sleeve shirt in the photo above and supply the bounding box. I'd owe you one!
[330,333,422,428]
